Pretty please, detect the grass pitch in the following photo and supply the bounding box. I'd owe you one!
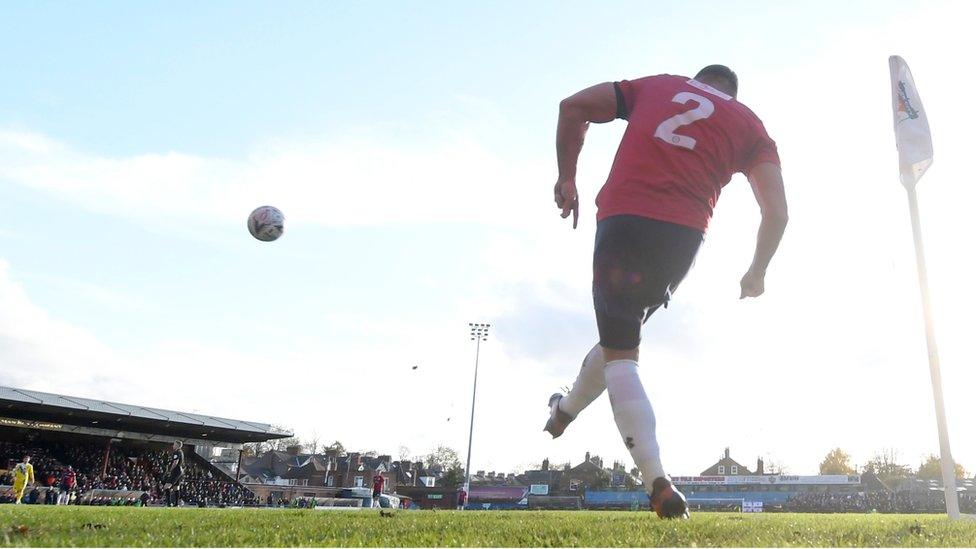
[1,507,975,547]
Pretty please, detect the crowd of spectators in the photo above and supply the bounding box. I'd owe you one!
[784,490,976,514]
[1,440,257,507]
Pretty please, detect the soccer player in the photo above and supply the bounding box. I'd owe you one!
[546,65,788,519]
[58,465,76,505]
[372,473,385,507]
[162,441,186,507]
[12,455,34,504]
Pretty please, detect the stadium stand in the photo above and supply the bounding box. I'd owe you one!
[0,385,291,506]
[585,473,976,514]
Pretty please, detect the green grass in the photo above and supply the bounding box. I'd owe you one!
[0,507,974,547]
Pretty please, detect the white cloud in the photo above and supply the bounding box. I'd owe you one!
[0,127,550,235]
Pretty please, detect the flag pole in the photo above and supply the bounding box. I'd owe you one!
[890,55,964,519]
[904,183,960,520]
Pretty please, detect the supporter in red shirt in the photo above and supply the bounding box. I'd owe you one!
[372,474,385,506]
[546,65,788,520]
[58,466,76,505]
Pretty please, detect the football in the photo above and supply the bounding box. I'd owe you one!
[247,205,285,242]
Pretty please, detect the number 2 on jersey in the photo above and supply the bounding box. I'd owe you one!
[653,92,714,150]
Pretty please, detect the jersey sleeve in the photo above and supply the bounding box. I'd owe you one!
[739,118,781,175]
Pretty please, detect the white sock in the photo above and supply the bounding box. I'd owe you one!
[605,359,666,493]
[558,344,606,418]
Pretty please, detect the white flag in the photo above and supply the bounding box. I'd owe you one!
[889,55,933,188]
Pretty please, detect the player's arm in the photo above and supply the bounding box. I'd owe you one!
[741,162,788,298]
[555,82,619,229]
[27,464,34,485]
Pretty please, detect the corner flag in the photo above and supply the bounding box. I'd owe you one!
[889,56,933,188]
[889,55,963,520]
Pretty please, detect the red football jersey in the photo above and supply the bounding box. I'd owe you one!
[596,74,780,231]
[372,475,385,491]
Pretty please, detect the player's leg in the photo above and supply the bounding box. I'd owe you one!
[603,343,688,518]
[544,343,606,437]
[174,474,185,506]
[595,216,702,519]
[593,215,666,486]
[599,321,669,498]
[13,481,24,504]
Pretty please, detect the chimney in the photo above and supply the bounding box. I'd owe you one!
[724,447,730,460]
[286,445,302,456]
[585,452,591,463]
[757,457,765,475]
[348,452,361,469]
[542,458,549,471]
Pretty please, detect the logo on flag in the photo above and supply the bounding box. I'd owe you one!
[895,81,920,123]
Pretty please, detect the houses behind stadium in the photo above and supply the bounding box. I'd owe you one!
[228,443,976,512]
[2,383,972,513]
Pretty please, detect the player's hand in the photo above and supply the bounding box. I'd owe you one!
[739,269,765,299]
[553,178,579,229]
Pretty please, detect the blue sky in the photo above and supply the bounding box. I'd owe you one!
[2,0,974,477]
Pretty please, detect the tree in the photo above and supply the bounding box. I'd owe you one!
[440,465,465,488]
[819,448,856,475]
[917,455,967,480]
[267,435,301,452]
[241,443,263,457]
[425,445,462,471]
[325,441,345,455]
[763,456,790,475]
[623,469,639,491]
[303,435,320,455]
[240,425,301,455]
[863,449,913,488]
[398,446,411,461]
[590,469,611,490]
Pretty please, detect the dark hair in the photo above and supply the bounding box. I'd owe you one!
[695,65,738,96]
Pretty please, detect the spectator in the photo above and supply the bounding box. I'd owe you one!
[0,440,257,507]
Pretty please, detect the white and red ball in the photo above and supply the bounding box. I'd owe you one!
[247,205,285,242]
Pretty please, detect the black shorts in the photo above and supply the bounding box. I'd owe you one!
[372,490,381,499]
[593,215,703,350]
[165,470,184,487]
